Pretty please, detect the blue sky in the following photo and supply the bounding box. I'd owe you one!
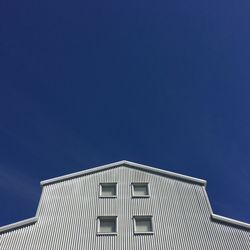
[0,0,250,226]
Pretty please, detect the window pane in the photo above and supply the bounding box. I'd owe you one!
[133,184,149,196]
[101,184,116,196]
[99,219,116,233]
[135,218,152,232]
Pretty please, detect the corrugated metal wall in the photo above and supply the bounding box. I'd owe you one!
[0,165,249,249]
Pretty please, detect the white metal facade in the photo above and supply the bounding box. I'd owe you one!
[0,161,250,249]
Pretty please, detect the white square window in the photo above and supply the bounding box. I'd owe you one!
[132,183,149,197]
[100,183,117,197]
[133,216,154,234]
[97,217,117,235]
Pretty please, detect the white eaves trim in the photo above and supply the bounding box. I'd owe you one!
[202,186,250,230]
[211,214,250,230]
[0,217,38,234]
[40,160,207,186]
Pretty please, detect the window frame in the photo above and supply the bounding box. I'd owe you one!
[97,216,118,235]
[99,182,117,198]
[133,216,154,235]
[131,182,150,198]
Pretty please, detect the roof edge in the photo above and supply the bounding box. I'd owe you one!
[202,186,250,230]
[0,217,38,234]
[211,214,250,230]
[40,160,207,186]
[40,160,126,186]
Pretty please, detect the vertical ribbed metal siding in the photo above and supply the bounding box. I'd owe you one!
[0,165,249,249]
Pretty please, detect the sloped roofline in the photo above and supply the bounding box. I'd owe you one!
[202,186,250,230]
[0,217,38,234]
[40,160,207,186]
[1,160,250,234]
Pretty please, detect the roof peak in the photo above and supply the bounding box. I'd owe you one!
[40,160,207,186]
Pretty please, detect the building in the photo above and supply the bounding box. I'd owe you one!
[0,160,249,249]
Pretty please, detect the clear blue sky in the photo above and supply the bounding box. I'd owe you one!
[0,0,250,226]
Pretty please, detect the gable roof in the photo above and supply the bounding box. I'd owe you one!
[40,160,207,186]
[1,160,250,234]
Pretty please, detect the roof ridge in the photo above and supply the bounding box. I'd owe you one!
[40,160,207,186]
